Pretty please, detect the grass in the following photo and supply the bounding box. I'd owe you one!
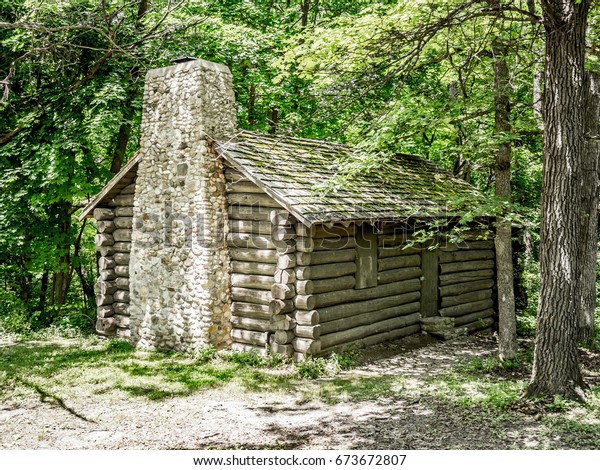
[2,333,600,449]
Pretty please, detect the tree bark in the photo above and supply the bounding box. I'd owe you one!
[578,72,600,342]
[527,0,590,401]
[489,0,517,360]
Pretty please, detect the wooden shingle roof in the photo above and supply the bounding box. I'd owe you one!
[216,130,483,227]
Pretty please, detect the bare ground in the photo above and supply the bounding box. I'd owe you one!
[0,334,597,450]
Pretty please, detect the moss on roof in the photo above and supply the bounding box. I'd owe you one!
[216,130,483,226]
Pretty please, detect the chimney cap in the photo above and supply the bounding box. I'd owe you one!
[171,56,199,64]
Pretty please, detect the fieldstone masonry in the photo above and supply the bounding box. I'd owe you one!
[128,59,236,351]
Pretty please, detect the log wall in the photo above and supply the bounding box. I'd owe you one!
[293,224,422,357]
[93,180,136,339]
[437,239,496,332]
[226,166,291,355]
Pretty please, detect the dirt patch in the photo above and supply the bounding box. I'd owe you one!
[0,334,597,450]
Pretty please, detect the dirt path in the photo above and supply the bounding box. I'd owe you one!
[0,335,570,449]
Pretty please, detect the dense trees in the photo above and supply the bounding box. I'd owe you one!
[0,0,598,398]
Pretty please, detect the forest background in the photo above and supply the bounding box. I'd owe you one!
[0,0,597,352]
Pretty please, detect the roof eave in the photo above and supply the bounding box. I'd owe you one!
[78,153,140,221]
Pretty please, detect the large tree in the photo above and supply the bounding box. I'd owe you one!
[527,0,591,401]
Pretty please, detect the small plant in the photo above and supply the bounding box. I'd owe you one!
[296,357,328,379]
[221,349,266,367]
[105,339,133,353]
[194,345,217,364]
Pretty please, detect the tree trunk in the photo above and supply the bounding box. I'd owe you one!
[578,72,600,342]
[527,0,590,401]
[489,0,517,360]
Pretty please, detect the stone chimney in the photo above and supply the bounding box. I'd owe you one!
[129,59,236,352]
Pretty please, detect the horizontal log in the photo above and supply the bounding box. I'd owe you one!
[224,167,246,180]
[226,181,263,193]
[377,266,422,284]
[378,233,415,247]
[115,328,130,339]
[114,266,129,277]
[231,260,276,276]
[231,328,269,346]
[462,316,495,333]
[296,237,314,253]
[379,254,421,271]
[113,302,130,315]
[96,293,113,306]
[114,217,133,229]
[293,310,320,326]
[113,290,130,303]
[114,315,130,328]
[231,287,273,305]
[96,318,117,334]
[292,337,321,354]
[98,257,116,271]
[93,208,115,221]
[439,279,495,297]
[320,313,421,350]
[274,269,295,284]
[321,304,420,335]
[98,246,115,257]
[230,316,273,332]
[228,205,271,221]
[115,277,129,290]
[441,289,493,308]
[319,291,421,323]
[271,314,295,330]
[97,220,116,234]
[228,193,282,208]
[296,223,355,238]
[95,233,114,247]
[113,242,132,253]
[439,299,494,317]
[231,273,273,290]
[230,220,273,236]
[439,249,495,264]
[114,207,133,217]
[271,283,295,300]
[231,342,267,355]
[296,249,356,266]
[96,280,117,295]
[114,253,130,266]
[227,233,276,250]
[120,183,136,195]
[99,269,116,281]
[269,299,294,315]
[296,262,356,280]
[361,323,421,347]
[109,194,134,206]
[454,308,495,327]
[97,305,115,318]
[314,237,356,251]
[294,325,321,340]
[440,240,495,251]
[296,278,421,310]
[296,276,356,295]
[378,244,422,258]
[274,330,295,344]
[113,229,132,242]
[270,342,294,357]
[439,259,495,274]
[230,248,277,263]
[439,269,495,286]
[277,253,296,269]
[270,209,296,226]
[274,239,296,254]
[231,302,271,320]
[271,226,295,241]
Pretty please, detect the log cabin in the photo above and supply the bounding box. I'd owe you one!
[79,58,497,359]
